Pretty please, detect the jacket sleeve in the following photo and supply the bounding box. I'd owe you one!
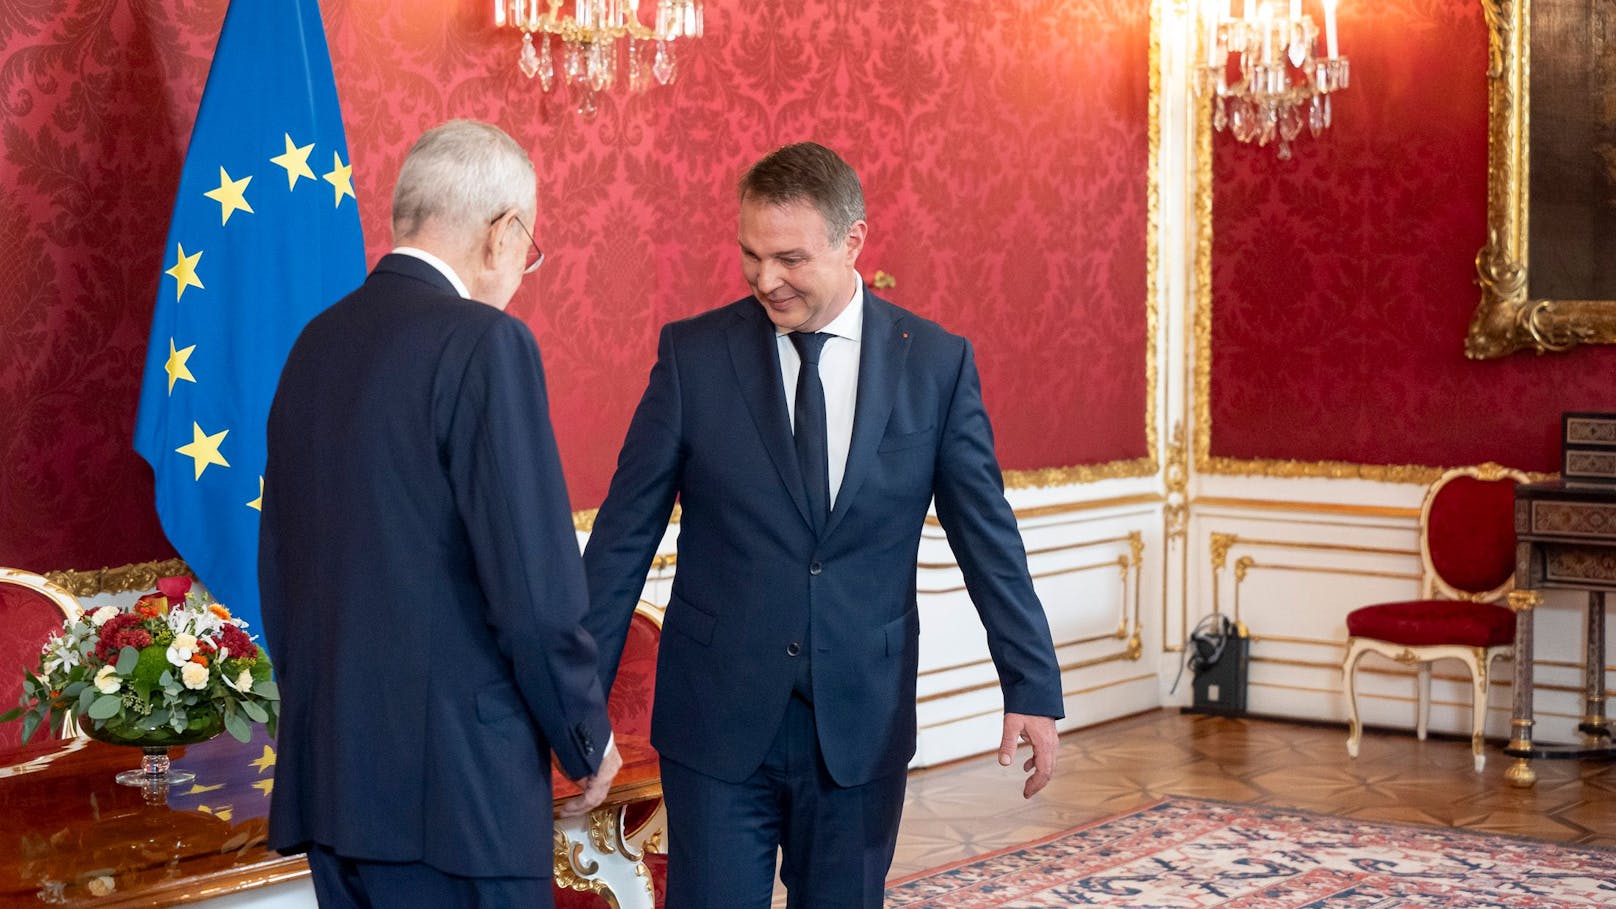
[582,323,684,694]
[444,316,612,781]
[931,337,1066,719]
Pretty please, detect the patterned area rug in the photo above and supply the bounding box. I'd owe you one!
[885,797,1616,907]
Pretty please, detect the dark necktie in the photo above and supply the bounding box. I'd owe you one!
[790,331,831,533]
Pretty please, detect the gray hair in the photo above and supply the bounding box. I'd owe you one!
[738,142,865,242]
[392,119,536,242]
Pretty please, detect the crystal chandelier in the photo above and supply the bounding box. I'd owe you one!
[494,1,704,117]
[1194,0,1349,158]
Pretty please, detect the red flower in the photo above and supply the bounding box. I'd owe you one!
[94,613,153,663]
[217,624,256,662]
[156,576,192,601]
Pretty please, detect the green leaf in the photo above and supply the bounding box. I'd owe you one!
[240,700,268,723]
[20,710,41,743]
[115,646,140,675]
[77,685,98,715]
[266,712,278,740]
[252,681,279,701]
[62,681,87,699]
[223,710,251,743]
[87,695,123,720]
[250,657,274,682]
[133,679,153,703]
[0,707,22,723]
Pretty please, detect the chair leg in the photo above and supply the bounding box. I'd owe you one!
[1471,647,1489,773]
[1343,638,1367,759]
[1416,661,1432,741]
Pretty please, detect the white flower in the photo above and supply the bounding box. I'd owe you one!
[180,662,209,690]
[86,875,116,897]
[166,633,198,667]
[224,668,253,694]
[41,636,81,676]
[90,605,119,627]
[93,664,121,695]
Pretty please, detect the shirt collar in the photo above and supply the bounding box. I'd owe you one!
[391,247,469,299]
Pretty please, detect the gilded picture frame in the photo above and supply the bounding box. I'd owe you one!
[1467,0,1616,359]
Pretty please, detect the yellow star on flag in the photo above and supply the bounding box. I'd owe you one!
[197,804,235,821]
[176,422,230,480]
[186,782,225,795]
[253,778,274,797]
[322,152,355,207]
[270,133,316,190]
[247,476,264,512]
[165,243,204,301]
[249,744,276,773]
[165,338,197,394]
[203,166,254,225]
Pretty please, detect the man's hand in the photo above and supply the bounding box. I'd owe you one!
[997,713,1058,799]
[559,740,622,818]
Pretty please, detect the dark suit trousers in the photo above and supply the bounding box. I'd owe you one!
[660,694,906,908]
[306,845,552,909]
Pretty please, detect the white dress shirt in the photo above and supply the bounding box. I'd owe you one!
[776,282,863,509]
[392,246,469,299]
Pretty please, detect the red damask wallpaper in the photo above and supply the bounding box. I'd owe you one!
[0,0,1150,571]
[1208,0,1616,473]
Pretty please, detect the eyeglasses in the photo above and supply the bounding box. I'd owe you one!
[509,213,545,275]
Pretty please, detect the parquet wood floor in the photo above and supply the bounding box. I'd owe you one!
[770,708,1615,904]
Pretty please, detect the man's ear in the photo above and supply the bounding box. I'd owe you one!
[843,219,868,265]
[480,213,511,271]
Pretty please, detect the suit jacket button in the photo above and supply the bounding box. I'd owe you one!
[808,561,823,575]
[786,642,801,656]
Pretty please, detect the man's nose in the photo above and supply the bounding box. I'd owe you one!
[755,260,785,293]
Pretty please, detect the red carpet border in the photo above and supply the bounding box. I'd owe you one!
[885,797,1616,907]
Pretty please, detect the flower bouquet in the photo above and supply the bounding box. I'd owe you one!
[2,576,279,786]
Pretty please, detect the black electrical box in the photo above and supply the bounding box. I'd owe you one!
[1190,624,1249,715]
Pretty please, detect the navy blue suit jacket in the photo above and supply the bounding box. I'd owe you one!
[584,289,1064,787]
[260,254,611,877]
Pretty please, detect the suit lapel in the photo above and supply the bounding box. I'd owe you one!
[824,292,907,540]
[726,305,814,530]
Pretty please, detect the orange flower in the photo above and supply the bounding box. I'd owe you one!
[190,653,209,667]
[133,593,170,617]
[210,604,232,621]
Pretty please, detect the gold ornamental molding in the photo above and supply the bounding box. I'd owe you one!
[43,559,194,597]
[1467,0,1616,357]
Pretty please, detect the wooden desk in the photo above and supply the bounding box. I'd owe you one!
[0,728,662,906]
[1506,480,1616,786]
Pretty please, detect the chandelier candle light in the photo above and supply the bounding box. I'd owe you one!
[1195,0,1349,158]
[495,0,704,117]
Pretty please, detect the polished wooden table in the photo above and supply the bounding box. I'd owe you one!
[0,728,662,906]
[1506,480,1616,786]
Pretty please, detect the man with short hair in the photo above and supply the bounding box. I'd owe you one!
[584,141,1064,907]
[260,119,619,908]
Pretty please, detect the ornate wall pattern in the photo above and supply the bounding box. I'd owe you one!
[0,0,1151,570]
[1205,0,1616,477]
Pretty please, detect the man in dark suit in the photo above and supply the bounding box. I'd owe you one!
[260,119,620,908]
[583,142,1064,907]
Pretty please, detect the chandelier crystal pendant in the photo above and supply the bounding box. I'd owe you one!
[1194,0,1349,159]
[495,0,703,117]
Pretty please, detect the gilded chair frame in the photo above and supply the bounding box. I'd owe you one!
[1343,463,1530,772]
[0,567,84,742]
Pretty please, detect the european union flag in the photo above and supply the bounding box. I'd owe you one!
[134,0,364,641]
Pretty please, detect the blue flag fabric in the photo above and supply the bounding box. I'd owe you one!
[134,0,364,641]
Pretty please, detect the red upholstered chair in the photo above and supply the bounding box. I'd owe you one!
[553,600,666,909]
[1343,464,1529,772]
[0,568,82,753]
